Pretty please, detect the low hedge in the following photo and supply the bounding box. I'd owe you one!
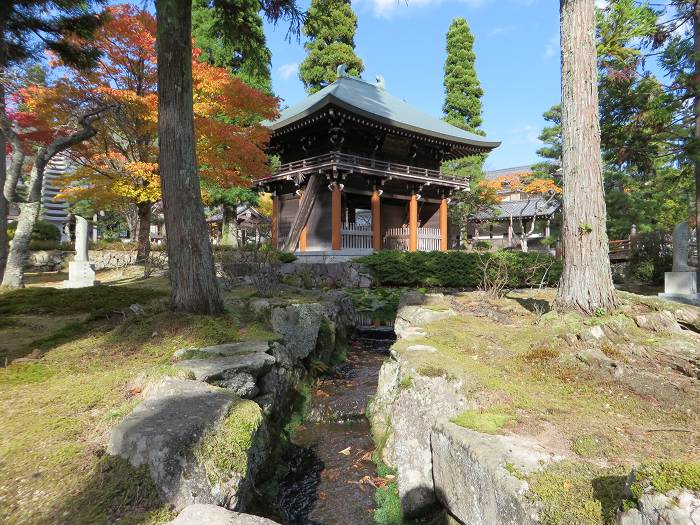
[357,250,562,288]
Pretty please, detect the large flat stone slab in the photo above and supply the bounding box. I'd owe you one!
[107,378,237,510]
[431,420,557,525]
[174,341,270,360]
[176,353,275,382]
[169,504,280,524]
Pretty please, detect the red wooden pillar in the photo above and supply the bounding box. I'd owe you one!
[298,190,307,252]
[371,189,382,251]
[271,195,279,249]
[332,183,342,251]
[409,194,418,252]
[439,197,448,251]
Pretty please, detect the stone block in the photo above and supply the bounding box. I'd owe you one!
[169,504,280,524]
[663,271,698,295]
[62,260,96,288]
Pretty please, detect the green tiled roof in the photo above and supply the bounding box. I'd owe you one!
[265,76,500,150]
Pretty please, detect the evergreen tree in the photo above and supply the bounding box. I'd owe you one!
[191,0,272,93]
[441,17,484,194]
[299,0,363,94]
[443,17,483,132]
[532,104,562,180]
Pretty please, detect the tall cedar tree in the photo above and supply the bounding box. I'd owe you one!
[0,0,104,279]
[442,18,487,235]
[299,0,363,94]
[191,0,272,93]
[155,0,300,313]
[557,0,618,313]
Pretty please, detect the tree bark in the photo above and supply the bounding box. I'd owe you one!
[156,0,223,313]
[694,2,700,239]
[1,109,106,288]
[0,122,7,278]
[135,201,151,262]
[556,0,618,314]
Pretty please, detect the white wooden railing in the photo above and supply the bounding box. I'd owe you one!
[383,227,442,252]
[384,227,410,251]
[342,222,373,249]
[418,227,441,251]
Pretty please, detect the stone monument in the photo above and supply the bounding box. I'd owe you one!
[659,221,699,305]
[63,215,97,288]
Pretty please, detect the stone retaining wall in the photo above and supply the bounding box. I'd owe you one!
[27,249,138,272]
[107,291,355,518]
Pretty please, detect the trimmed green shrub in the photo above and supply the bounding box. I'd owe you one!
[357,250,562,288]
[278,252,297,263]
[7,220,61,242]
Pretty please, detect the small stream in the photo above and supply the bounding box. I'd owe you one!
[272,330,394,525]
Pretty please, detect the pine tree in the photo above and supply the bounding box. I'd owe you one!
[191,0,272,93]
[299,0,363,94]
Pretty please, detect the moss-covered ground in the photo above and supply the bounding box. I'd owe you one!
[392,289,700,525]
[0,275,295,525]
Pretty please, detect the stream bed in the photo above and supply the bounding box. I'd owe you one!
[273,333,393,525]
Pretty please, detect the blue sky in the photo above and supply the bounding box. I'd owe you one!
[263,0,567,170]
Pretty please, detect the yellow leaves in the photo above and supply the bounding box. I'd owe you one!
[479,173,561,201]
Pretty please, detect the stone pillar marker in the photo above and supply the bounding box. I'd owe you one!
[63,215,97,288]
[659,221,699,305]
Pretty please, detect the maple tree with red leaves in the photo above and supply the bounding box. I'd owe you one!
[23,4,278,261]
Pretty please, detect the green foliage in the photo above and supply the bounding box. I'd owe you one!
[373,480,402,525]
[358,250,561,288]
[627,231,672,284]
[191,0,272,93]
[450,407,515,434]
[278,252,297,263]
[299,0,364,94]
[443,17,483,133]
[473,239,492,251]
[630,461,700,498]
[7,219,61,242]
[343,287,402,322]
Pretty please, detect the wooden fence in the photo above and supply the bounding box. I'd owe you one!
[383,227,442,252]
[342,223,373,250]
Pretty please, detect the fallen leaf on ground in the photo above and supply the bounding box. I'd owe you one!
[339,447,351,455]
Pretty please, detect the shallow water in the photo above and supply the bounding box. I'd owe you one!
[274,335,392,525]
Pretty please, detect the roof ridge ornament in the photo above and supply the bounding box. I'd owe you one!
[336,64,349,78]
[375,75,385,90]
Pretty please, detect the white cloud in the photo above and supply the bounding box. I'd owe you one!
[277,62,299,81]
[595,0,609,8]
[508,124,542,146]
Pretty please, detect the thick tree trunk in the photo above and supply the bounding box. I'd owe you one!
[1,201,38,288]
[156,0,223,313]
[135,202,151,262]
[694,2,700,239]
[0,129,7,278]
[556,0,618,314]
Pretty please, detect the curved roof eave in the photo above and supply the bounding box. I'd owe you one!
[265,77,501,151]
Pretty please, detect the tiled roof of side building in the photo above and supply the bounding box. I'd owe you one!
[264,75,500,150]
[483,165,535,181]
[473,197,561,221]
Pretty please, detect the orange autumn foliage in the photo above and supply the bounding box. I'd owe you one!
[479,172,561,203]
[26,4,278,210]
